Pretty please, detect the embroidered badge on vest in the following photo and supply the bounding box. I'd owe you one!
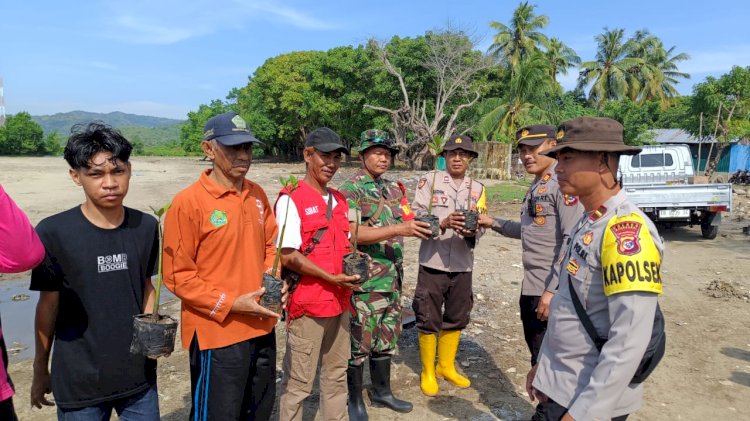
[209,210,228,227]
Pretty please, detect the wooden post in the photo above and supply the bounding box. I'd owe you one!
[704,103,722,175]
[697,112,703,172]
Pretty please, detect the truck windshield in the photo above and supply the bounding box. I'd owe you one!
[631,153,674,168]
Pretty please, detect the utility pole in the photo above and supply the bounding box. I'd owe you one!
[0,77,6,127]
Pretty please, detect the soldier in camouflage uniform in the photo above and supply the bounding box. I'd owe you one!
[339,129,433,421]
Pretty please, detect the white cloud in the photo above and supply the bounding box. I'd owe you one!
[88,61,117,71]
[105,0,337,45]
[248,1,338,30]
[558,71,579,92]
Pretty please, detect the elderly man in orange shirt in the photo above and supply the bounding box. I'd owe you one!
[162,112,280,420]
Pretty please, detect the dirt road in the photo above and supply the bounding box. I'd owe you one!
[2,156,749,420]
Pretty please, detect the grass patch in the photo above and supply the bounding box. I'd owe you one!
[485,179,531,203]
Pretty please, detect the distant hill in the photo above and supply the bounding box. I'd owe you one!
[32,111,184,136]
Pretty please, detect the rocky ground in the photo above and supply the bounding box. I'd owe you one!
[2,156,749,420]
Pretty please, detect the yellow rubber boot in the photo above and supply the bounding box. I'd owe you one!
[436,330,471,388]
[418,333,439,396]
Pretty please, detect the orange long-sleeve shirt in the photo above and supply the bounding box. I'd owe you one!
[162,170,278,350]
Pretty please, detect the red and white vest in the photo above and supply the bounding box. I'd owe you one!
[277,180,352,320]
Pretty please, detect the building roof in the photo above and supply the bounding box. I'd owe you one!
[648,128,737,145]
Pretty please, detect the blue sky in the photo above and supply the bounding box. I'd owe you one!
[1,0,747,120]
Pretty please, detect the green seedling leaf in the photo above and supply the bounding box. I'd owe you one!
[272,175,299,274]
[150,202,172,218]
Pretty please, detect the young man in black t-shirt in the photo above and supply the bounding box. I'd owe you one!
[30,123,160,420]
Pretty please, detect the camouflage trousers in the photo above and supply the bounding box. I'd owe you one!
[349,290,402,367]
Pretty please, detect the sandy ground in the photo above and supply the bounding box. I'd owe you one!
[1,156,749,420]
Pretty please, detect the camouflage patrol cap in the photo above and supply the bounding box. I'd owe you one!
[357,129,399,154]
[516,125,556,147]
[541,117,641,157]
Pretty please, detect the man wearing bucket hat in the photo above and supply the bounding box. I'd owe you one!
[162,112,281,420]
[525,117,665,421]
[412,134,487,397]
[31,123,161,419]
[339,129,433,419]
[478,125,582,368]
[275,127,361,421]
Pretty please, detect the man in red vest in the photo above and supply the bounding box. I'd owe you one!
[276,127,360,421]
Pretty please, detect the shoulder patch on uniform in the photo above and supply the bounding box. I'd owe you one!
[541,173,551,183]
[417,178,427,189]
[602,212,662,296]
[564,194,579,206]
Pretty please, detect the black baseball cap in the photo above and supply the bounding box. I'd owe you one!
[203,112,262,146]
[305,127,348,153]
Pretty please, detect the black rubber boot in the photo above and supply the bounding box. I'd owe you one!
[347,364,369,421]
[368,355,413,413]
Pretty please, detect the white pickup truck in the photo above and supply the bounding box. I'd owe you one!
[619,144,732,239]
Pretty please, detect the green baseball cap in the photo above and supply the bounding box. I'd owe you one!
[357,129,399,154]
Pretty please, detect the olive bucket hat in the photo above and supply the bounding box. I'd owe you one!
[541,117,641,157]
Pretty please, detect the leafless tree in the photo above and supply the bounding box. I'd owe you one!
[365,30,493,169]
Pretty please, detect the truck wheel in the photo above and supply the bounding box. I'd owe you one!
[701,223,719,239]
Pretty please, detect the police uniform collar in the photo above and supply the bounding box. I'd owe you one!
[587,190,628,221]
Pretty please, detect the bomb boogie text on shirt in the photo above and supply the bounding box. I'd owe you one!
[97,253,129,273]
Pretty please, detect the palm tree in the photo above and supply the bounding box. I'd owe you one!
[476,52,554,142]
[577,28,643,108]
[634,39,690,107]
[488,2,550,70]
[545,38,581,84]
